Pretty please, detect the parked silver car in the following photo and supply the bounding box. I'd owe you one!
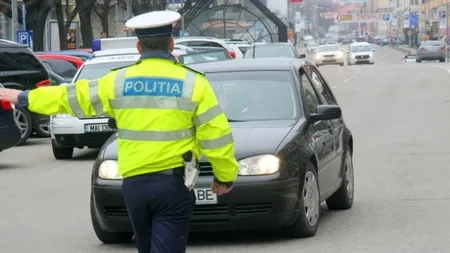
[416,40,445,62]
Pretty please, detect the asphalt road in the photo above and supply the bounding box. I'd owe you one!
[2,46,450,253]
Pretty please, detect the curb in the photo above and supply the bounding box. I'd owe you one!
[389,45,415,54]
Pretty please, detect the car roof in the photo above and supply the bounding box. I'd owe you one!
[93,48,139,57]
[318,44,340,47]
[0,39,27,48]
[188,58,304,73]
[84,54,140,65]
[36,54,84,61]
[350,42,370,45]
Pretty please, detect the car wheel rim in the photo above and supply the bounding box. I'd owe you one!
[303,171,319,227]
[345,154,354,199]
[38,122,50,135]
[13,109,28,138]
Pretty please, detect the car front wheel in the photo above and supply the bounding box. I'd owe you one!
[13,106,32,145]
[52,139,74,159]
[90,193,134,244]
[286,161,320,238]
[326,149,354,210]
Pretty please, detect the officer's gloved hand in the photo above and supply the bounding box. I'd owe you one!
[211,178,233,195]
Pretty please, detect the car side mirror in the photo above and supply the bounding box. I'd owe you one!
[108,118,117,129]
[299,54,306,59]
[372,49,376,52]
[310,105,342,122]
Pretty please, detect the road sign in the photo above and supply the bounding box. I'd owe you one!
[16,30,33,48]
[409,13,419,27]
[382,14,390,21]
[440,11,446,18]
[407,30,412,36]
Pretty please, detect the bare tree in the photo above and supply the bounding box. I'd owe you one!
[130,0,167,15]
[0,0,54,50]
[94,0,122,37]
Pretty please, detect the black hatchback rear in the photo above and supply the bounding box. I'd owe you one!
[0,40,51,144]
[0,85,21,152]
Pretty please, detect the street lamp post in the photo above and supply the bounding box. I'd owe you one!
[10,0,18,41]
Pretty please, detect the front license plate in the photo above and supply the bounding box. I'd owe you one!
[84,123,114,133]
[194,188,218,205]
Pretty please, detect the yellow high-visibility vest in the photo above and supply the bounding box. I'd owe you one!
[28,57,239,181]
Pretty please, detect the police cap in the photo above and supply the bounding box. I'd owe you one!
[125,10,181,38]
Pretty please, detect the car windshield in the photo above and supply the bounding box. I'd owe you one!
[74,61,135,81]
[206,71,297,121]
[308,42,318,47]
[318,45,340,52]
[350,45,372,52]
[179,50,230,64]
[244,45,295,58]
[423,41,441,47]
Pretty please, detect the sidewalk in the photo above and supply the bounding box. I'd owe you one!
[389,44,416,54]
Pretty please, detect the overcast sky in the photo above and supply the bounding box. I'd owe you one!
[266,0,288,16]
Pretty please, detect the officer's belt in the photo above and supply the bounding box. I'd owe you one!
[155,166,184,176]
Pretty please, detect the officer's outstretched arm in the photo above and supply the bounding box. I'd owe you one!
[27,73,115,117]
[193,76,239,184]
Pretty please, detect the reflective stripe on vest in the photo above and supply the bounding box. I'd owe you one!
[112,68,199,141]
[193,104,223,128]
[88,79,103,115]
[198,132,234,149]
[67,84,85,117]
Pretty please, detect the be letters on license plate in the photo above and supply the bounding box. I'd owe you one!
[194,188,217,205]
[84,123,114,133]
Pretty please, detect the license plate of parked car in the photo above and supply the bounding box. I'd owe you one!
[194,188,217,205]
[84,123,114,133]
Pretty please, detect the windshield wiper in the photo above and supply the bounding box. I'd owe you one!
[227,119,246,122]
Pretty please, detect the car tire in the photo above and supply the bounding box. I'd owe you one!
[90,193,134,244]
[440,58,445,62]
[339,63,344,66]
[286,161,320,238]
[13,106,33,146]
[52,139,74,159]
[416,58,422,63]
[326,150,354,210]
[34,121,51,137]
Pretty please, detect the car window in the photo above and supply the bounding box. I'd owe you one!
[244,45,296,58]
[318,45,340,52]
[300,70,320,114]
[205,70,298,120]
[305,66,336,105]
[42,61,55,72]
[187,41,213,47]
[0,48,45,72]
[53,60,77,77]
[210,42,224,48]
[350,44,372,52]
[73,61,135,81]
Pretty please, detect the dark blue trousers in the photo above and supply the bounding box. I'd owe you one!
[122,172,195,253]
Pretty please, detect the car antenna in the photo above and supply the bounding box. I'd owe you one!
[252,41,256,58]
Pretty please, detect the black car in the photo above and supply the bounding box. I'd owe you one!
[41,59,78,79]
[0,39,51,144]
[0,85,21,152]
[90,58,355,243]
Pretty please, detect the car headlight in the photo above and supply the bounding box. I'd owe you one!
[337,52,343,57]
[238,155,279,175]
[98,160,122,180]
[316,54,322,60]
[55,114,72,118]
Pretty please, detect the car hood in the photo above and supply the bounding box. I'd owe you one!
[317,51,341,55]
[101,120,296,161]
[350,51,372,56]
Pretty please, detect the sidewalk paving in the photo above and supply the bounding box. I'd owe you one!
[389,44,416,54]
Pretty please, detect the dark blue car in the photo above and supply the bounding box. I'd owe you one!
[0,93,21,152]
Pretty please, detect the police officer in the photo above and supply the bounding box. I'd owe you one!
[0,10,239,253]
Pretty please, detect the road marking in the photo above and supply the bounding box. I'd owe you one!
[344,78,349,82]
[434,65,450,75]
[331,85,338,89]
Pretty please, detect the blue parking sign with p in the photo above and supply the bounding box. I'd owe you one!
[440,11,446,18]
[383,14,390,21]
[16,31,33,48]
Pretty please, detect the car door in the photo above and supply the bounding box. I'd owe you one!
[305,65,344,187]
[299,67,335,194]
